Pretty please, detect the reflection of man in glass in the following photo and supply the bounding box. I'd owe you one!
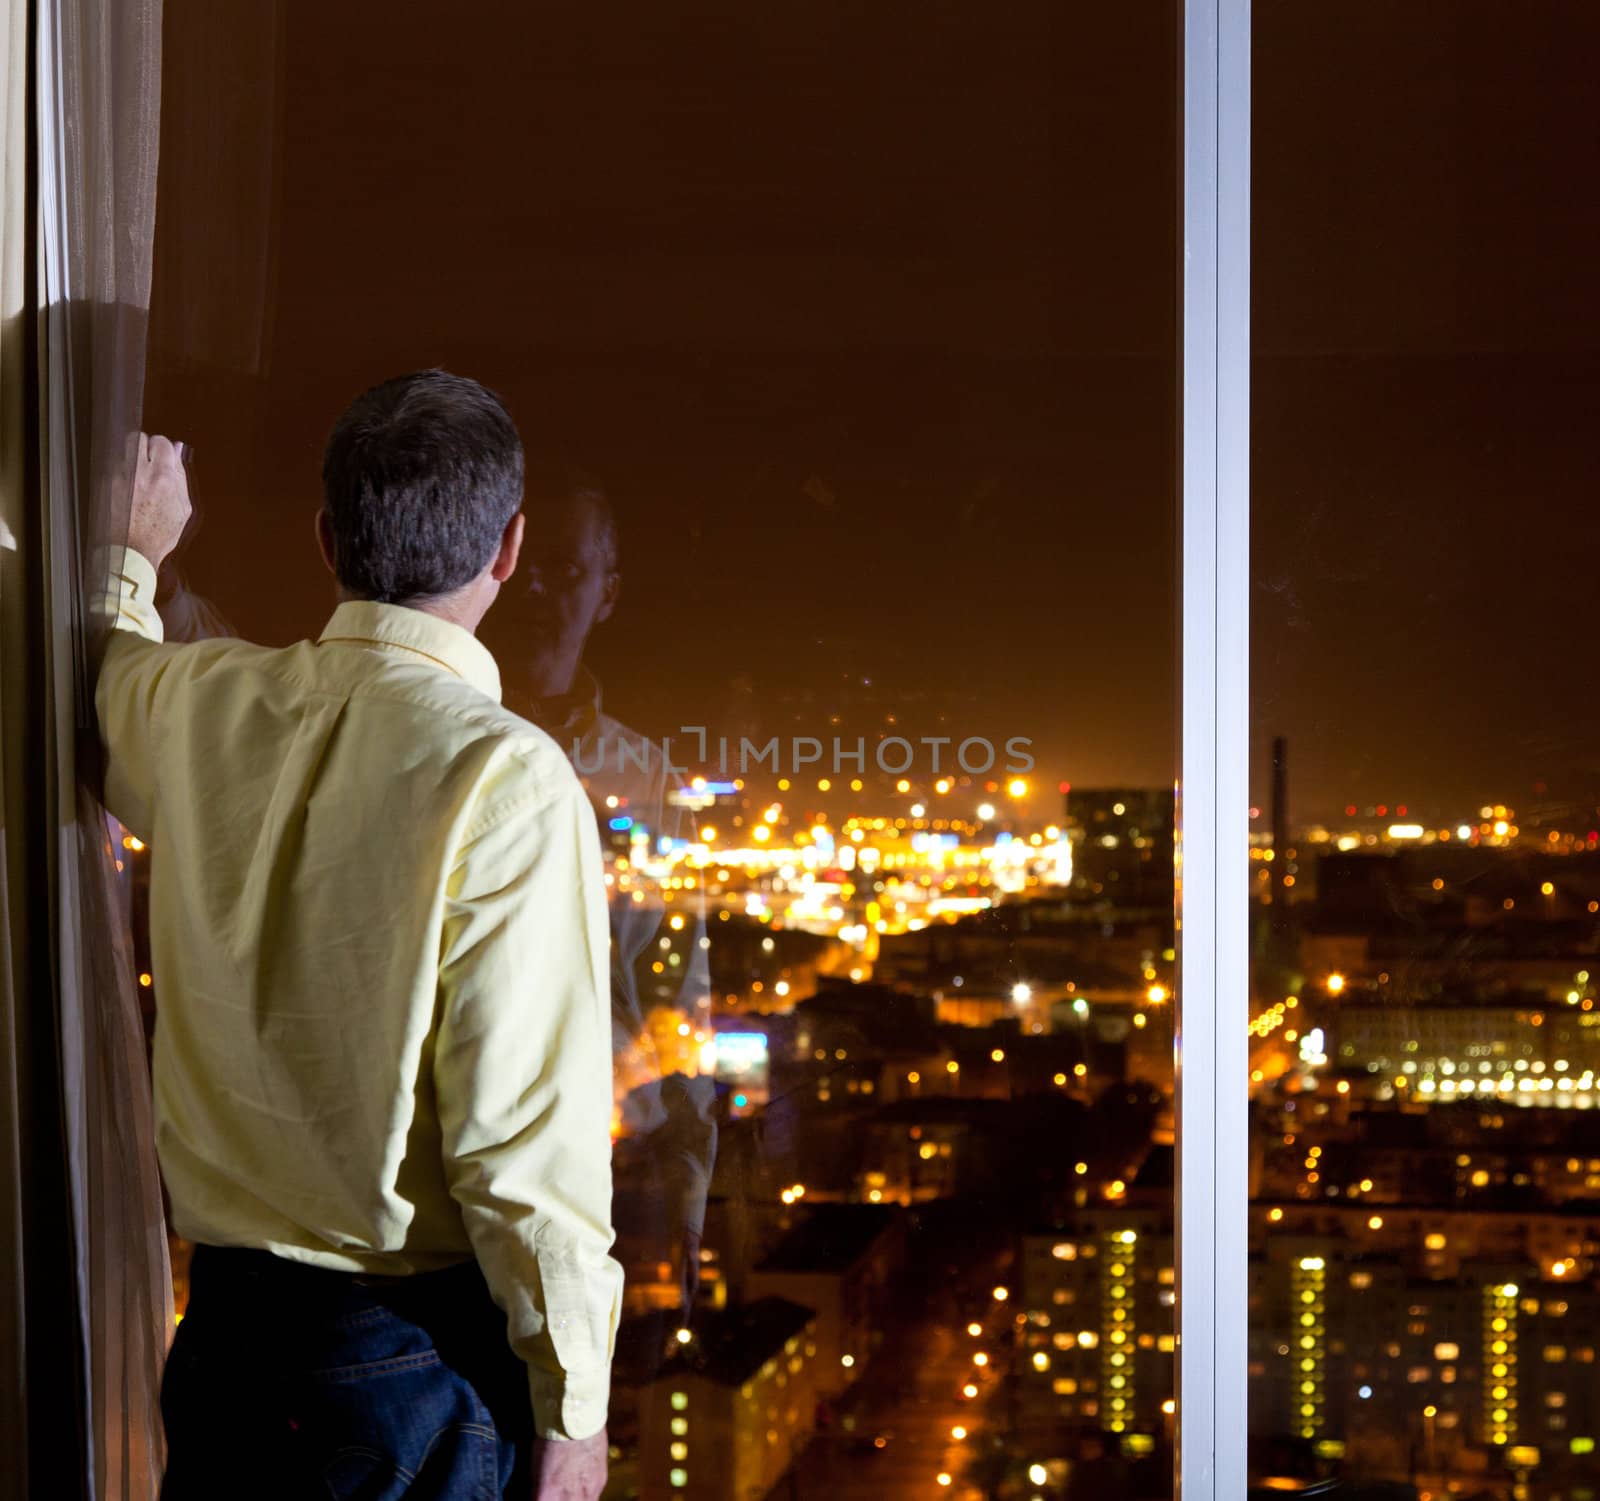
[495,476,717,1332]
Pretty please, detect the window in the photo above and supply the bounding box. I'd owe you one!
[147,2,1179,1497]
[32,0,1585,1494]
[1246,2,1599,1490]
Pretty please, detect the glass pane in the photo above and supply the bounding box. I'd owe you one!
[1251,7,1600,1497]
[145,3,1179,1497]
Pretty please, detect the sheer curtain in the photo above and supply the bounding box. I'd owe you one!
[1,0,40,1486]
[1,0,169,1497]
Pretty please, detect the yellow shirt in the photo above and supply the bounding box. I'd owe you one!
[95,548,623,1441]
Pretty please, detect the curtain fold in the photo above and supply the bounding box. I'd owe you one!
[22,0,169,1497]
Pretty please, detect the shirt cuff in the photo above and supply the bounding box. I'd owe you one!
[528,1365,612,1441]
[90,545,164,642]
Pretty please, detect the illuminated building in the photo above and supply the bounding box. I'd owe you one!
[1249,1224,1600,1479]
[1061,788,1175,909]
[858,1106,970,1202]
[1331,998,1600,1108]
[1102,1229,1140,1433]
[1017,1213,1174,1442]
[789,982,951,1108]
[1483,1281,1518,1448]
[1254,1101,1600,1212]
[875,900,1173,1032]
[639,1299,817,1501]
[1297,847,1600,1009]
[1290,1255,1327,1440]
[745,1205,905,1400]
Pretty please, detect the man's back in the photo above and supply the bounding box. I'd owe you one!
[98,548,622,1441]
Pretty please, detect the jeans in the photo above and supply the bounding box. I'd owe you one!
[161,1245,534,1500]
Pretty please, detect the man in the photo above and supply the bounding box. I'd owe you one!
[96,371,622,1500]
[490,479,717,1329]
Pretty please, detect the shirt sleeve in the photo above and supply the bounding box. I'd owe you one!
[434,758,625,1441]
[91,546,174,839]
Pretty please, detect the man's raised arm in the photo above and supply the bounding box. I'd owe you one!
[92,434,193,837]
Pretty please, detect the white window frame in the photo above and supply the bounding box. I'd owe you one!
[1177,1,1252,1498]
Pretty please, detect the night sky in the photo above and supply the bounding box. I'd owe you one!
[144,2,1599,823]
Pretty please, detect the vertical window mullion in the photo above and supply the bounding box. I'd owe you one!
[1178,1,1250,1497]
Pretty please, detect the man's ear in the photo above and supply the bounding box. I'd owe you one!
[596,570,620,625]
[491,512,526,584]
[315,510,338,577]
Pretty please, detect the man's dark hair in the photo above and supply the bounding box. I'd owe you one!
[321,370,524,603]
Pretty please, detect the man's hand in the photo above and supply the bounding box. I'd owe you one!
[127,434,192,569]
[533,1427,608,1501]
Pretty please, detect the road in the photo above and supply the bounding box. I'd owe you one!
[783,1207,1018,1501]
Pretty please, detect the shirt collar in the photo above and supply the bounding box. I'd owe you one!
[318,601,503,703]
